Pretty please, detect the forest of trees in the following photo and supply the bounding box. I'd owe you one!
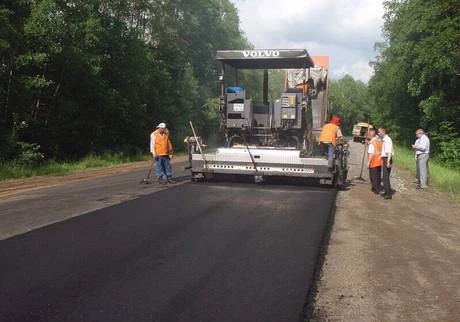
[368,0,459,168]
[0,0,249,163]
[329,0,459,168]
[1,0,458,169]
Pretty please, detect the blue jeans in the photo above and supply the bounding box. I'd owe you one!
[323,143,334,168]
[155,155,172,180]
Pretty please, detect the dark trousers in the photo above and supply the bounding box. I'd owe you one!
[322,143,334,169]
[369,166,381,193]
[381,157,392,195]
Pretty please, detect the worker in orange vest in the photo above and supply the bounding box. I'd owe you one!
[367,128,382,194]
[150,122,175,184]
[318,115,343,171]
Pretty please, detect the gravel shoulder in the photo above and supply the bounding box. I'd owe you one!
[312,142,460,322]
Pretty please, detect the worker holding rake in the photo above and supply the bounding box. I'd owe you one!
[141,122,176,184]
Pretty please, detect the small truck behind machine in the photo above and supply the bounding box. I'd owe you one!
[189,49,348,188]
[352,122,373,143]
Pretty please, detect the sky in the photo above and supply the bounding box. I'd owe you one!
[231,0,385,83]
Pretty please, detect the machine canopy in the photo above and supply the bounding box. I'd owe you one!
[216,49,314,69]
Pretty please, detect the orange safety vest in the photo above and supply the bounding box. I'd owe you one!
[318,123,339,147]
[152,130,173,156]
[369,138,382,168]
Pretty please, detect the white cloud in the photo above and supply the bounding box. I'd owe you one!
[232,0,384,82]
[335,61,374,82]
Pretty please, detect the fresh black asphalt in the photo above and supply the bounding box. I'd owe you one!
[0,181,336,322]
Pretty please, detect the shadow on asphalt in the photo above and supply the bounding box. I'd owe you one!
[188,173,339,189]
[169,175,191,183]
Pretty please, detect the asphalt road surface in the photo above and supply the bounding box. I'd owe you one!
[0,166,336,322]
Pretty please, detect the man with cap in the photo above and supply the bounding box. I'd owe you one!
[149,122,175,184]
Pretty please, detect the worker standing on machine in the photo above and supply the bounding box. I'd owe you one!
[318,115,344,171]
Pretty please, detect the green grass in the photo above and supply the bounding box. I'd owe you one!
[0,152,150,181]
[394,145,460,198]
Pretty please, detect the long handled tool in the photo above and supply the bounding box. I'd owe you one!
[140,157,155,184]
[240,135,263,183]
[189,121,208,169]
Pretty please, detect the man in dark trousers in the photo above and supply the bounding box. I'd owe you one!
[367,128,382,194]
[378,127,394,199]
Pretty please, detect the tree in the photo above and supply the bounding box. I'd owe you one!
[369,0,459,167]
[0,1,31,160]
[0,0,251,162]
[328,75,372,134]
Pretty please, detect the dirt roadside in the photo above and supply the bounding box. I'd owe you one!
[311,142,460,322]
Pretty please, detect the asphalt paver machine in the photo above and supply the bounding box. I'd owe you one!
[190,49,348,187]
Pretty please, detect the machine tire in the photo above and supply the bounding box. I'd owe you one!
[331,173,338,188]
[333,144,348,190]
[335,169,345,190]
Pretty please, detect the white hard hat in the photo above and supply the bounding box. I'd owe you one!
[157,122,166,129]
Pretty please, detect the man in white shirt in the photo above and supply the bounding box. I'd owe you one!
[378,127,394,199]
[412,129,430,189]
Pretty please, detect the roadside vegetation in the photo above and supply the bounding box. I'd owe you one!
[329,0,459,193]
[367,0,459,169]
[0,152,149,181]
[1,0,457,188]
[1,0,247,168]
[394,146,460,198]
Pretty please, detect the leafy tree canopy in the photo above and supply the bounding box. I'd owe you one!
[0,0,250,161]
[368,0,459,167]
